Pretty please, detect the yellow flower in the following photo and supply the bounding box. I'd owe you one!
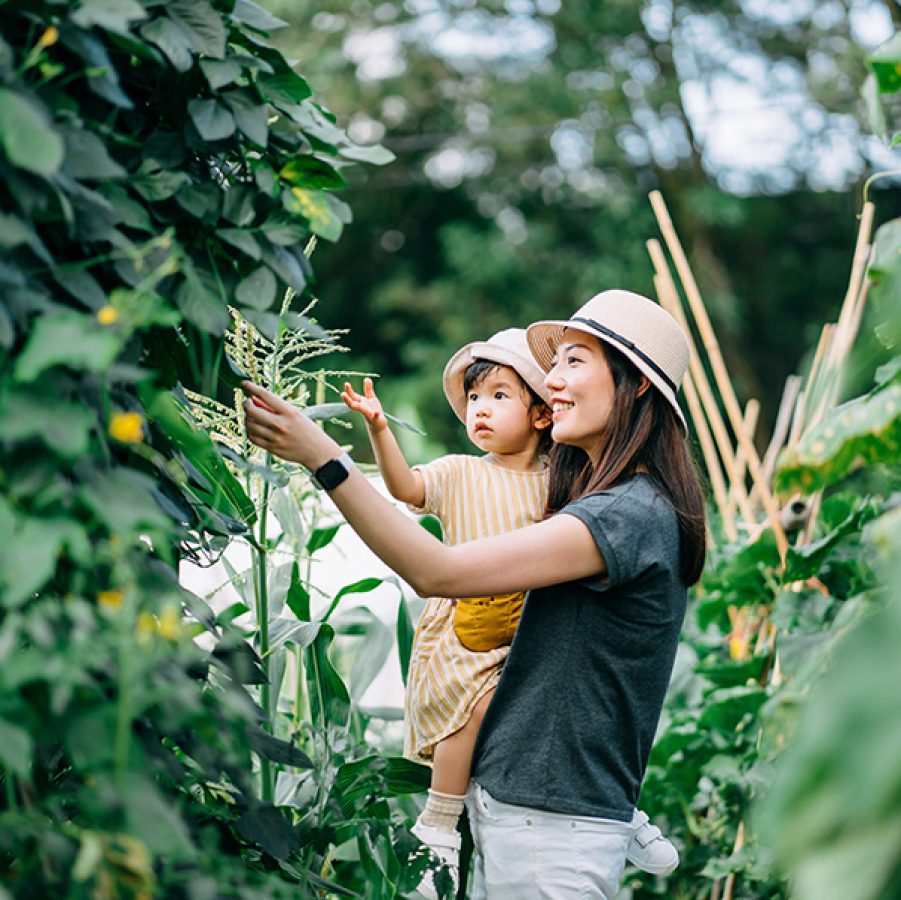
[97,305,118,325]
[37,26,59,48]
[728,635,749,661]
[97,590,124,610]
[109,411,144,444]
[136,611,157,644]
[157,605,183,641]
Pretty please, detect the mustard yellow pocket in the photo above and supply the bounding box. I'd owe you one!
[453,592,525,652]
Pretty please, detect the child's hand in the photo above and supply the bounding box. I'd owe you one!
[341,377,388,432]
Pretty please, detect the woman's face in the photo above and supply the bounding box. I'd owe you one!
[544,329,615,460]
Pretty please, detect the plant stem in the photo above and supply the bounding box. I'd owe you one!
[256,453,274,803]
[114,608,132,789]
[5,772,16,810]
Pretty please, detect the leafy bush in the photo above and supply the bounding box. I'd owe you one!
[0,0,409,895]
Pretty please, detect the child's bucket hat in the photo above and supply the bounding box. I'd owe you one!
[527,289,689,430]
[443,328,551,423]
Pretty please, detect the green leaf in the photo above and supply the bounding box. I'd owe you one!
[13,312,122,382]
[175,270,230,334]
[868,33,901,94]
[0,213,33,249]
[237,804,297,860]
[71,0,147,34]
[0,88,64,177]
[168,0,227,59]
[286,563,311,621]
[862,73,887,142]
[140,16,194,72]
[200,58,242,90]
[222,89,269,147]
[268,617,321,653]
[305,402,351,421]
[282,187,343,241]
[123,774,195,860]
[235,267,277,310]
[230,0,288,32]
[305,624,350,729]
[259,69,312,106]
[216,227,262,259]
[339,143,396,166]
[62,128,127,180]
[775,382,901,493]
[279,156,347,190]
[0,718,33,776]
[0,384,94,458]
[188,99,236,142]
[384,411,427,436]
[248,727,313,768]
[321,577,385,623]
[306,523,342,555]
[132,160,190,201]
[0,513,89,608]
[396,595,414,685]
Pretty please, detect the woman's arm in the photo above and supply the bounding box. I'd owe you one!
[243,383,605,597]
[341,378,425,507]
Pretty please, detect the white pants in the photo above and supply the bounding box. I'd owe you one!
[465,782,631,899]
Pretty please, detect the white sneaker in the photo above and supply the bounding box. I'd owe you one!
[410,821,461,900]
[626,810,679,875]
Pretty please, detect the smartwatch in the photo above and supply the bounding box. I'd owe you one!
[310,451,354,491]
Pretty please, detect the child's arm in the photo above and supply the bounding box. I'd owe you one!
[341,377,426,508]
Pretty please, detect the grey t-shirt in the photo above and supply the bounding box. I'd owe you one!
[470,474,686,821]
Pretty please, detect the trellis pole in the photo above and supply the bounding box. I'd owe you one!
[647,239,752,534]
[647,196,787,558]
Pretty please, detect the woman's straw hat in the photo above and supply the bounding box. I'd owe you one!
[527,290,689,430]
[443,328,552,423]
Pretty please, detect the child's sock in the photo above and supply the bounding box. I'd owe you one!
[416,789,466,832]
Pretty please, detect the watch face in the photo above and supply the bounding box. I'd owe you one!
[314,455,351,490]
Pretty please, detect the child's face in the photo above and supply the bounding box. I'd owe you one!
[464,366,547,456]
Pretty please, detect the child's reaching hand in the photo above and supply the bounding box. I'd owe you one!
[342,377,388,432]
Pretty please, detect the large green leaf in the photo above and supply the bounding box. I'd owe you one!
[235,267,277,310]
[0,718,33,776]
[279,156,347,191]
[167,0,227,59]
[0,88,64,177]
[868,33,901,94]
[0,383,94,458]
[71,0,147,33]
[188,99,236,142]
[775,380,901,494]
[140,16,194,72]
[13,312,122,382]
[304,624,350,730]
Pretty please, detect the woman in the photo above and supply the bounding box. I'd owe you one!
[243,289,706,899]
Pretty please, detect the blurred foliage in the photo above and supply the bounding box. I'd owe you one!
[264,0,900,458]
[0,0,421,895]
[619,34,901,900]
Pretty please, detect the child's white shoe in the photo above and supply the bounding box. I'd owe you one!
[410,821,461,899]
[626,809,679,875]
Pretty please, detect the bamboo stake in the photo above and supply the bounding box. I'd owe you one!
[652,269,738,541]
[722,821,746,900]
[789,324,834,446]
[649,191,788,561]
[647,240,754,526]
[723,399,760,526]
[753,375,802,504]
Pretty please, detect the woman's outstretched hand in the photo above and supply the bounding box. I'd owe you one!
[341,377,387,432]
[242,382,339,469]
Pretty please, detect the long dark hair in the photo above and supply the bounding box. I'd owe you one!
[544,342,706,584]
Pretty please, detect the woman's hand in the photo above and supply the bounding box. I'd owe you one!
[242,382,339,470]
[341,377,388,432]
